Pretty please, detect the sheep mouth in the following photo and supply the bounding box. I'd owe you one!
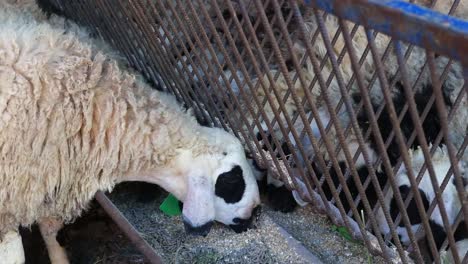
[229,205,262,233]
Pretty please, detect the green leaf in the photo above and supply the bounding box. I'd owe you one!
[331,225,356,242]
[159,194,182,216]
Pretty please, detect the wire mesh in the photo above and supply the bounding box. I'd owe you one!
[45,0,467,263]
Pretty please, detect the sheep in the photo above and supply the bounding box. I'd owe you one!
[250,0,467,213]
[0,3,261,263]
[376,145,467,262]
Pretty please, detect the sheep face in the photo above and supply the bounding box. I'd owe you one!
[163,127,261,236]
[378,146,465,250]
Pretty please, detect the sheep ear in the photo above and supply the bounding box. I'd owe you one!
[182,174,215,227]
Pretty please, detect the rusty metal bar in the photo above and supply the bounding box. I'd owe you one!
[95,191,163,264]
[37,0,467,262]
[305,0,468,65]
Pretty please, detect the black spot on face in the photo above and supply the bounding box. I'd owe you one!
[454,220,467,242]
[429,220,447,250]
[390,186,429,226]
[215,165,246,203]
[355,83,452,165]
[267,184,297,213]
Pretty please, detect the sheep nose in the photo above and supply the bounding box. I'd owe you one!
[182,216,213,237]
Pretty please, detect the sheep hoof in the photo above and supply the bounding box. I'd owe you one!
[0,230,25,264]
[38,217,69,264]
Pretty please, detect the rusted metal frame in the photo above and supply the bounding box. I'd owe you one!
[164,0,253,136]
[293,3,395,257]
[388,80,467,252]
[254,0,364,209]
[164,0,266,163]
[143,0,225,129]
[151,1,228,130]
[265,1,309,134]
[237,0,278,80]
[438,139,468,252]
[242,0,302,135]
[270,0,377,221]
[160,0,235,128]
[282,0,384,241]
[239,1,308,152]
[392,61,463,232]
[145,1,225,129]
[313,8,408,260]
[215,0,315,188]
[168,0,256,135]
[262,3,326,141]
[282,6,390,245]
[285,6,380,217]
[281,10,350,141]
[120,0,212,125]
[326,16,450,262]
[406,49,468,260]
[394,41,456,263]
[340,41,459,232]
[92,0,181,103]
[288,2,391,255]
[98,0,183,100]
[316,6,399,253]
[427,52,467,264]
[183,0,273,154]
[95,192,162,264]
[316,32,414,181]
[90,0,167,94]
[232,0,316,190]
[308,0,466,183]
[294,15,367,154]
[305,0,468,66]
[247,0,298,134]
[207,1,300,177]
[154,0,235,131]
[349,43,425,164]
[365,27,430,262]
[442,210,466,251]
[373,58,452,219]
[160,0,240,133]
[341,18,425,261]
[147,0,228,130]
[205,0,296,182]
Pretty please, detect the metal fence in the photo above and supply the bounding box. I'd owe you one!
[43,0,467,263]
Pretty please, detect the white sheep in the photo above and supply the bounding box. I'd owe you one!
[0,2,260,263]
[375,145,467,262]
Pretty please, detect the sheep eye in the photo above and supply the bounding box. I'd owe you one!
[215,165,245,203]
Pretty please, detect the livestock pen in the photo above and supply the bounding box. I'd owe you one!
[36,0,467,263]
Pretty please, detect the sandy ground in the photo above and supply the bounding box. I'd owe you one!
[22,182,387,264]
[108,182,386,264]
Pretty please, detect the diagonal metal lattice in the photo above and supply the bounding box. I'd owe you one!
[44,1,468,263]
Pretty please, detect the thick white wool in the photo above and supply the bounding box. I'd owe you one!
[0,4,222,235]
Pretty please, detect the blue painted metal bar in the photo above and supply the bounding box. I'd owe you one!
[304,0,468,64]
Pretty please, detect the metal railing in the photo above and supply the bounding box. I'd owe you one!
[44,0,467,263]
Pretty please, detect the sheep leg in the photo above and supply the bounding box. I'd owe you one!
[38,217,69,264]
[0,230,25,264]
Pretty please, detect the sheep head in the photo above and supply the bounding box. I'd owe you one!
[133,127,261,237]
